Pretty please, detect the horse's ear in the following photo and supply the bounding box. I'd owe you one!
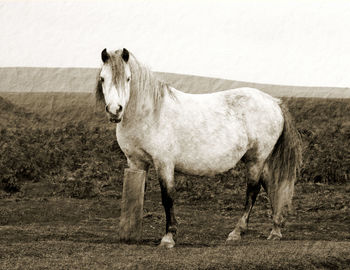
[101,48,109,63]
[121,48,129,63]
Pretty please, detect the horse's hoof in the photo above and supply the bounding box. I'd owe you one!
[226,232,241,243]
[159,233,175,249]
[267,232,282,241]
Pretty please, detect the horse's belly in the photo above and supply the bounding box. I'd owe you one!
[175,146,246,177]
[172,116,248,176]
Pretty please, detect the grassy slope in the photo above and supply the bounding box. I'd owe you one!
[1,92,349,189]
[0,92,350,269]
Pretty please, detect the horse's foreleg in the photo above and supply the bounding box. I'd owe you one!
[156,163,177,248]
[227,162,262,242]
[127,158,150,191]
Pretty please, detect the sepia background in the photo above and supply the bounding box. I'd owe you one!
[0,1,349,269]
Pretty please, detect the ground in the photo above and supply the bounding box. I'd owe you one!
[0,181,349,269]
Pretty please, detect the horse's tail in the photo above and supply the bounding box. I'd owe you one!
[265,102,302,210]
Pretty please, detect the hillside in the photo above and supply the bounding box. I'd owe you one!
[0,92,105,128]
[0,95,44,129]
[1,67,350,98]
[0,92,349,195]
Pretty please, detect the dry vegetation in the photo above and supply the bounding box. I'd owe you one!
[0,92,349,269]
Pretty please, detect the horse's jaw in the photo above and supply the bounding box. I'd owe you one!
[109,117,121,123]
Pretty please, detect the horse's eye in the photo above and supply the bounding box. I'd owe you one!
[100,77,104,83]
[127,77,131,82]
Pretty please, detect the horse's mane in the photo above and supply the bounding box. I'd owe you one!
[95,50,176,115]
[95,75,104,105]
[126,52,177,114]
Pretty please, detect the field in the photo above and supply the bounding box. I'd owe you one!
[0,92,350,269]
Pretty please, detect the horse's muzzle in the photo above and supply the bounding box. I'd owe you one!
[106,105,122,123]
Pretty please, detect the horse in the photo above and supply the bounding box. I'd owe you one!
[95,48,302,248]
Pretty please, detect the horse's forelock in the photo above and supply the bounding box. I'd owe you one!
[110,51,127,86]
[95,51,128,106]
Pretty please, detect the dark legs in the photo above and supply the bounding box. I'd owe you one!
[156,162,177,248]
[160,181,178,236]
[227,172,262,241]
[227,158,294,242]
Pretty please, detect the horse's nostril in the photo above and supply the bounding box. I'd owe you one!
[105,105,109,113]
[118,105,123,112]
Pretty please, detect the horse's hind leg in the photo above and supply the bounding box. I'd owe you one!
[226,162,263,242]
[260,163,295,240]
[266,179,293,240]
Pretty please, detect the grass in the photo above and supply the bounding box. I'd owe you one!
[0,92,350,269]
[1,240,349,269]
[0,93,349,195]
[0,183,349,269]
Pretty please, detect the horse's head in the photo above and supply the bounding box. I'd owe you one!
[97,48,131,123]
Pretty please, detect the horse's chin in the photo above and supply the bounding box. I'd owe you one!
[109,117,121,123]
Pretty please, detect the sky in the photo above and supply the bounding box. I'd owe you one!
[1,0,350,87]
